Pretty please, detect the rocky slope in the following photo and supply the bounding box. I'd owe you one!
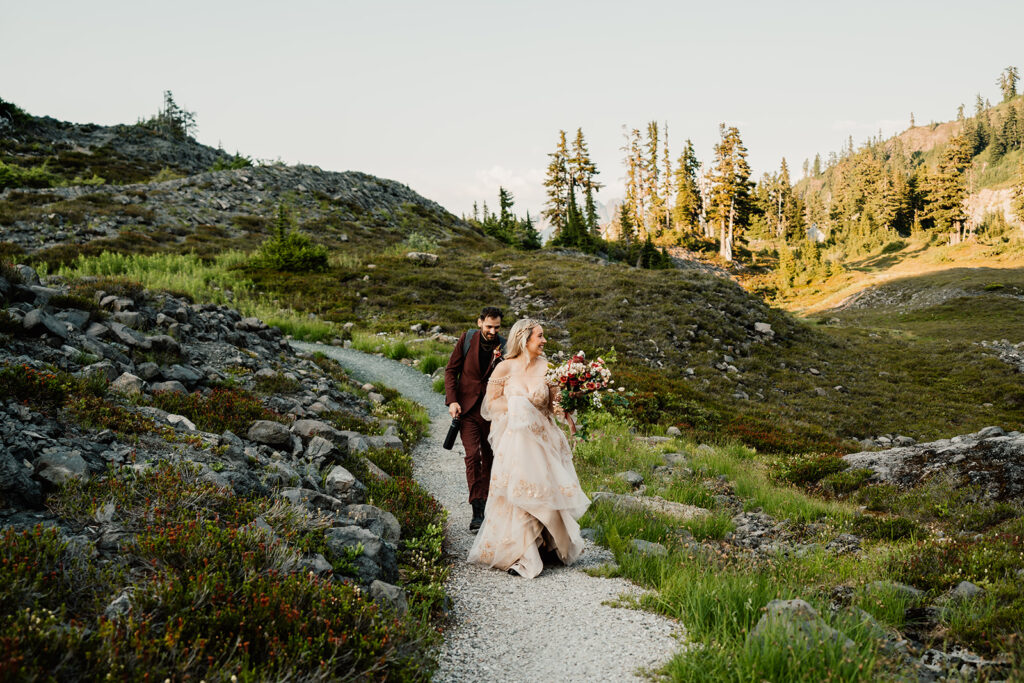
[1,262,422,607]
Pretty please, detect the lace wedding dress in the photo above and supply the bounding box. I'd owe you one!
[466,358,590,578]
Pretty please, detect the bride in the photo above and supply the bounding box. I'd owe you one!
[467,318,590,578]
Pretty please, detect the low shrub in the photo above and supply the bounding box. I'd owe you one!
[364,447,414,479]
[9,462,440,681]
[150,387,284,434]
[851,515,921,541]
[66,395,160,434]
[774,454,849,487]
[0,364,81,409]
[254,372,302,394]
[418,354,447,375]
[251,206,328,272]
[821,467,874,495]
[366,476,445,539]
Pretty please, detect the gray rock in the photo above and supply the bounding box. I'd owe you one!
[305,435,337,461]
[34,451,89,486]
[23,309,69,339]
[16,264,40,285]
[151,380,188,394]
[266,460,301,487]
[754,322,774,336]
[148,335,180,354]
[365,434,404,451]
[747,598,855,651]
[292,553,334,575]
[113,311,142,328]
[107,321,151,349]
[166,414,196,431]
[406,251,439,266]
[324,465,366,504]
[54,309,91,330]
[976,426,1006,439]
[369,579,409,615]
[346,504,401,542]
[81,360,120,382]
[825,534,861,554]
[0,448,43,507]
[359,456,392,482]
[110,372,146,395]
[950,581,985,601]
[629,539,667,557]
[291,419,343,442]
[618,470,645,488]
[279,487,347,512]
[367,391,386,404]
[103,592,132,620]
[324,525,398,583]
[696,444,715,455]
[247,420,292,447]
[666,426,682,437]
[893,435,917,447]
[84,322,110,338]
[161,364,203,385]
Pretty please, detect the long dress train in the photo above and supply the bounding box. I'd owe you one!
[467,359,590,578]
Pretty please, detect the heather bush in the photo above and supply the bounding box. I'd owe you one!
[150,387,284,434]
[364,447,414,479]
[366,476,445,540]
[12,462,442,681]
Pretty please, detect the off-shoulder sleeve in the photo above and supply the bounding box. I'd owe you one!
[481,375,508,421]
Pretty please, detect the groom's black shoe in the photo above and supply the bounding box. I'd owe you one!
[469,500,485,532]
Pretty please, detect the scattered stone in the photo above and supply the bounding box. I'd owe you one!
[151,380,187,394]
[666,426,682,437]
[34,451,89,486]
[109,373,146,395]
[617,470,645,488]
[949,581,985,602]
[369,579,409,615]
[591,492,710,522]
[346,504,401,542]
[247,420,292,447]
[324,465,366,504]
[629,539,667,557]
[747,599,854,651]
[406,252,439,266]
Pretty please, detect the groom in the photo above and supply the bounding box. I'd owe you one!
[444,306,506,531]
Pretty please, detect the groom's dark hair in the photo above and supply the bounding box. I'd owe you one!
[479,306,503,321]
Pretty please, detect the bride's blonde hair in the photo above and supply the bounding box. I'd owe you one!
[503,318,542,360]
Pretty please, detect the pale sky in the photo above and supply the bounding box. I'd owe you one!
[3,1,1022,220]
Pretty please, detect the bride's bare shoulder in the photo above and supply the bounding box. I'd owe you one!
[491,359,512,378]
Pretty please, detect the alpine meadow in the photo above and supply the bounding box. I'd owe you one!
[2,47,1024,683]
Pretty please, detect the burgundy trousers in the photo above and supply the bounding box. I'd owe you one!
[459,409,493,503]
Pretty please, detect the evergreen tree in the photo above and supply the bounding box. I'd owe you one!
[923,135,972,231]
[705,124,753,261]
[671,139,702,234]
[998,66,1020,103]
[617,202,636,246]
[643,122,664,236]
[542,131,570,232]
[515,212,542,250]
[621,127,645,237]
[497,187,516,243]
[569,128,603,235]
[1002,107,1021,151]
[812,154,822,176]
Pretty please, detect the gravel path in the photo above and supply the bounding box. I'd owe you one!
[292,342,683,682]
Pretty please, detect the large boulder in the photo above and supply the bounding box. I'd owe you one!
[34,451,89,487]
[324,525,398,584]
[324,465,366,504]
[591,491,710,522]
[369,580,408,615]
[842,428,1024,500]
[247,420,292,448]
[345,504,400,542]
[291,419,343,442]
[109,372,146,395]
[747,599,855,651]
[0,447,43,508]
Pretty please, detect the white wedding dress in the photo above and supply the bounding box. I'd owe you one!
[467,358,590,578]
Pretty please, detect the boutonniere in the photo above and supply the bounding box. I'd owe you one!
[493,347,503,360]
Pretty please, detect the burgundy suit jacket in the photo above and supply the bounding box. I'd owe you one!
[445,331,503,414]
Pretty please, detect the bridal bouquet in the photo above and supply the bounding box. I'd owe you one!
[546,351,612,415]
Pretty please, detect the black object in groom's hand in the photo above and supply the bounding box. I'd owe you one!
[443,418,461,450]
